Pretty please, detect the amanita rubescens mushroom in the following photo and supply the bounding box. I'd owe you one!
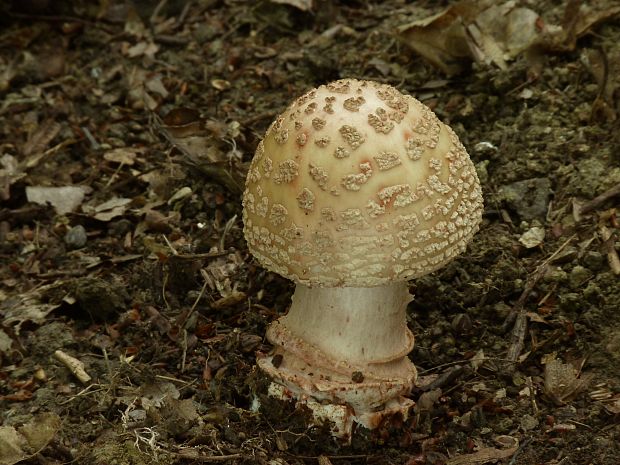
[243,78,483,438]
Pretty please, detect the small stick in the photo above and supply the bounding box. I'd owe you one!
[600,225,620,274]
[503,235,575,374]
[577,183,620,217]
[172,452,243,462]
[419,365,465,392]
[54,350,92,384]
[176,271,209,330]
[526,376,539,416]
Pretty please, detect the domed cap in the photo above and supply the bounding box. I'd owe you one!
[243,79,483,287]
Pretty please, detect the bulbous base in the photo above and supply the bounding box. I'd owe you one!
[257,318,417,440]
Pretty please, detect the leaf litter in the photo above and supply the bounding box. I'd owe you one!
[1,0,620,464]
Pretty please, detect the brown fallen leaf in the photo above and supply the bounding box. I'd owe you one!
[0,412,61,465]
[399,0,542,74]
[581,47,620,121]
[26,185,89,215]
[211,291,247,310]
[270,0,313,12]
[154,109,246,193]
[21,119,61,157]
[539,0,620,52]
[0,154,24,201]
[157,108,227,164]
[399,1,484,75]
[1,285,62,334]
[400,0,620,75]
[603,395,620,415]
[104,146,145,165]
[82,197,132,222]
[544,356,594,405]
[446,436,519,465]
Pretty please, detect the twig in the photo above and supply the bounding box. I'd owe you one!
[577,183,620,217]
[508,438,533,465]
[286,454,370,461]
[176,271,209,330]
[172,452,243,462]
[219,214,238,252]
[154,374,197,387]
[163,234,179,255]
[5,12,117,34]
[150,0,169,24]
[81,126,100,150]
[600,225,620,274]
[181,329,188,373]
[54,350,92,384]
[419,365,465,392]
[526,376,539,416]
[58,384,104,405]
[177,1,192,26]
[502,235,576,374]
[167,250,231,260]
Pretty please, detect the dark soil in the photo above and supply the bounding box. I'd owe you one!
[1,1,619,464]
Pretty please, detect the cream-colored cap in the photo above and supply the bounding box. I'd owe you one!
[243,78,483,287]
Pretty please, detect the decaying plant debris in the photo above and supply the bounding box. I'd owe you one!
[1,0,619,464]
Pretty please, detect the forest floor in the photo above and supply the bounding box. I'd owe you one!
[1,1,620,464]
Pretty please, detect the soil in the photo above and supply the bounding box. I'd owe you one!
[1,1,619,464]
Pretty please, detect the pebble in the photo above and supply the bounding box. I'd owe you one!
[569,265,592,289]
[64,225,87,249]
[498,177,551,220]
[583,251,604,271]
[520,414,539,431]
[451,313,473,334]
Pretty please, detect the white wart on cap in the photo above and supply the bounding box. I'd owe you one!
[243,78,483,288]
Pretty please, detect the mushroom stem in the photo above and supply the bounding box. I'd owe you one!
[258,283,417,437]
[282,283,414,367]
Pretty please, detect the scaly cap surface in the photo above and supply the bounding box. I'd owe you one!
[243,78,483,287]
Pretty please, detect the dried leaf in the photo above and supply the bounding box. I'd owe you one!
[581,47,620,121]
[475,3,541,58]
[157,109,226,164]
[399,1,483,75]
[603,395,620,415]
[145,74,168,98]
[399,1,543,74]
[0,328,13,354]
[536,2,620,52]
[525,311,548,324]
[104,147,145,165]
[211,291,247,310]
[21,120,61,157]
[0,285,61,335]
[446,437,518,465]
[0,154,24,201]
[544,357,593,405]
[210,79,231,91]
[26,185,89,215]
[0,413,61,465]
[519,226,545,248]
[126,66,161,110]
[270,0,313,12]
[141,381,180,410]
[415,388,442,412]
[161,108,202,136]
[126,41,159,59]
[470,348,485,371]
[83,197,132,222]
[574,5,620,37]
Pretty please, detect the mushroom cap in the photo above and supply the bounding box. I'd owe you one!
[243,78,483,287]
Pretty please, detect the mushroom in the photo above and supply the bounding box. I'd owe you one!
[243,78,483,438]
